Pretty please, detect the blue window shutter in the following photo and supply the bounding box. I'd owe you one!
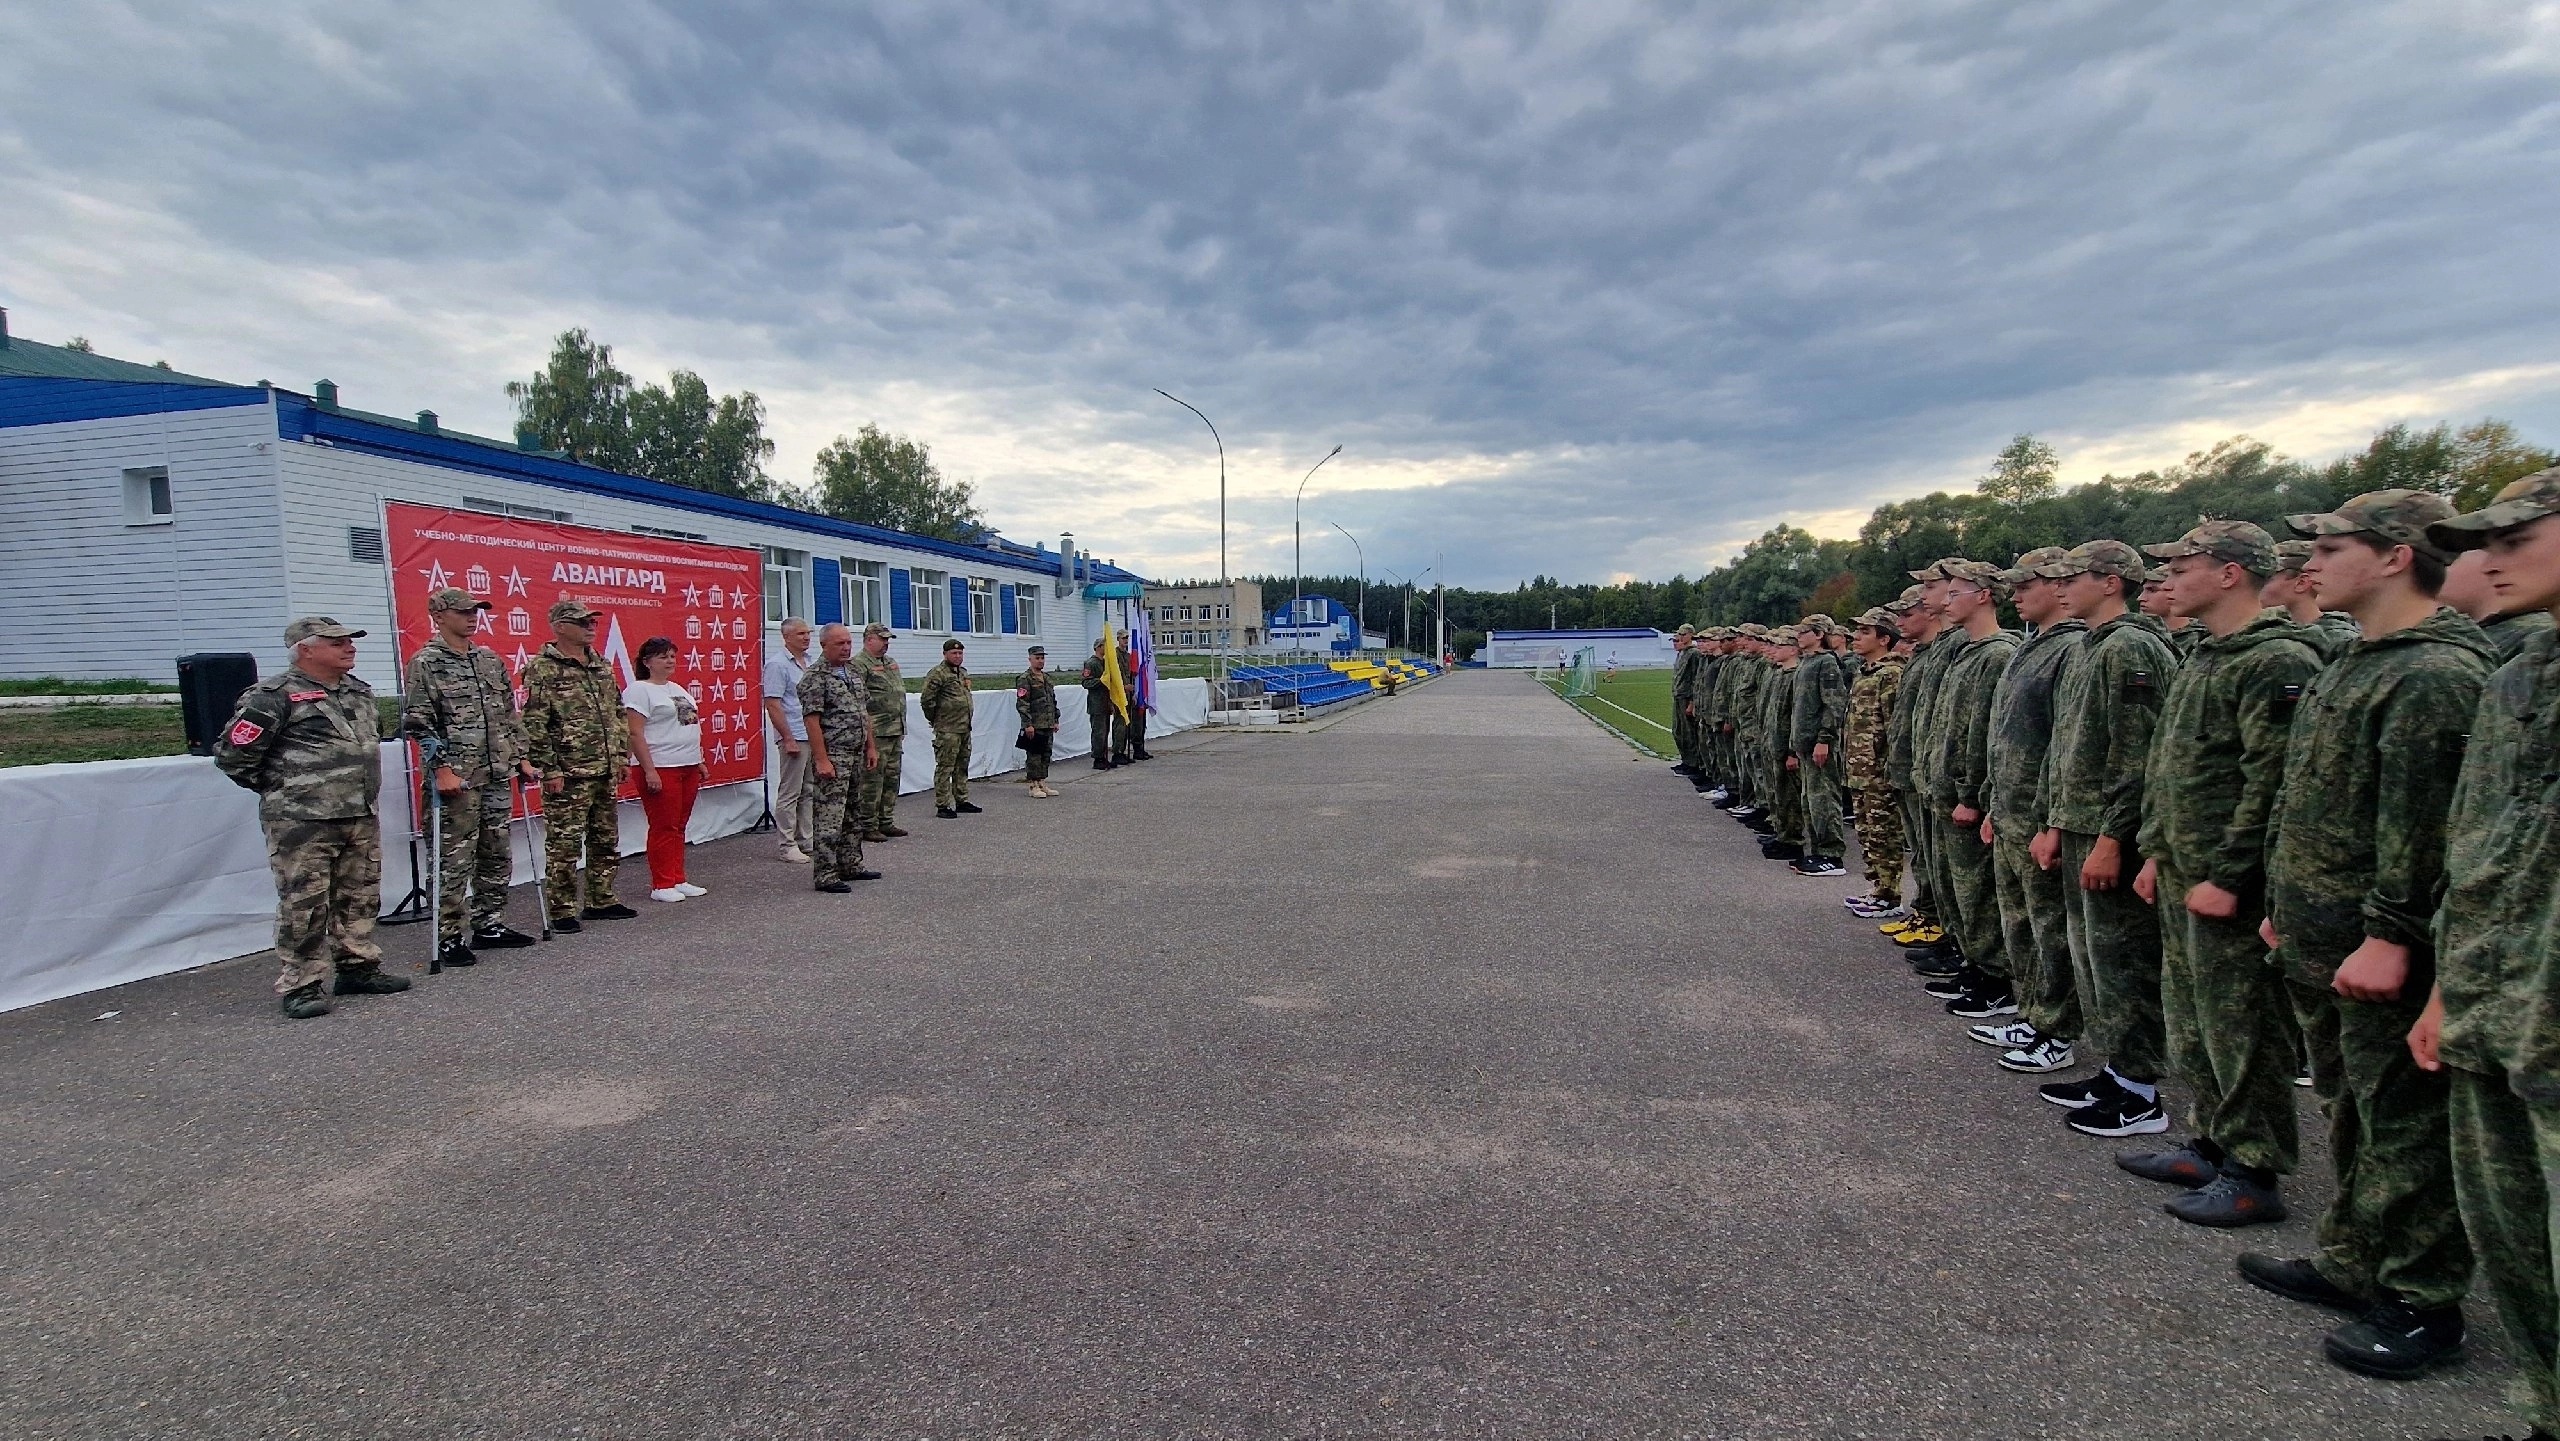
[889,568,913,629]
[999,583,1018,634]
[811,558,842,625]
[950,576,969,633]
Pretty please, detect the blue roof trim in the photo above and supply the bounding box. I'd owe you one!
[0,376,265,428]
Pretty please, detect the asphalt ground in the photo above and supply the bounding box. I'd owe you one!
[0,669,2515,1438]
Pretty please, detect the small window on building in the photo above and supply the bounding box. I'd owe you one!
[633,524,710,542]
[1014,590,1040,637]
[967,578,997,635]
[763,546,809,624]
[911,567,949,631]
[461,495,573,524]
[843,559,887,625]
[122,467,172,525]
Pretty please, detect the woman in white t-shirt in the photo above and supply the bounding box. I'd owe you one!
[623,637,707,903]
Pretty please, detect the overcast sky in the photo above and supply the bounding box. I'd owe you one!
[4,2,2555,586]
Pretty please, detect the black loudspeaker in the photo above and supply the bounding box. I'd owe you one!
[177,653,260,755]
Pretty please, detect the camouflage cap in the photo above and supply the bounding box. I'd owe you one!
[427,586,492,613]
[1736,623,1770,638]
[2272,539,2315,572]
[1897,583,1925,604]
[2286,487,2460,564]
[1997,545,2071,584]
[1674,623,1697,637]
[1854,606,1901,636]
[864,621,895,639]
[1766,624,1799,641]
[283,616,364,645]
[2141,565,2168,585]
[547,598,601,624]
[1026,645,1046,656]
[1798,614,1843,635]
[2142,518,2280,575]
[1937,558,2008,590]
[2031,539,2146,582]
[2428,466,2560,553]
[1908,557,1968,582]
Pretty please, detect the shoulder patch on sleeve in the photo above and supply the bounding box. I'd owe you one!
[227,719,266,747]
[287,689,327,702]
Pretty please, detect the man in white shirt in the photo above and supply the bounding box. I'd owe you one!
[762,618,814,862]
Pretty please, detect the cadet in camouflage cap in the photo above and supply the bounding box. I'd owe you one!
[1908,558,1958,582]
[426,586,492,614]
[2428,464,2560,551]
[546,597,601,625]
[404,582,538,965]
[1998,545,2071,585]
[2272,539,2315,572]
[2031,538,2147,582]
[1738,622,1770,638]
[1675,622,1697,637]
[2143,518,2281,575]
[2286,487,2461,563]
[1937,557,2009,592]
[522,595,630,931]
[1853,606,1900,636]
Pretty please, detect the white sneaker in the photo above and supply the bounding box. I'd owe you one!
[1999,1037,2076,1073]
[650,887,687,903]
[780,845,812,864]
[1968,1020,2039,1049]
[674,882,708,898]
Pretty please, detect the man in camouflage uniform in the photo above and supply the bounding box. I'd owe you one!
[215,618,409,1019]
[1891,569,1961,956]
[922,638,982,817]
[2415,467,2560,1438]
[1789,617,1852,875]
[403,586,541,968]
[851,621,909,840]
[2442,537,2558,663]
[2261,540,2363,660]
[2142,565,2201,659]
[1082,639,1123,770]
[1701,629,1737,797]
[1115,634,1151,762]
[1757,626,1804,858]
[2240,490,2493,1380]
[520,598,634,934]
[1719,627,1769,816]
[1669,624,1702,779]
[2031,540,2181,1138]
[1926,560,2022,1019]
[2120,521,2323,1226]
[798,623,880,893]
[1842,609,1906,913]
[1978,548,2087,1075]
[1016,645,1061,797]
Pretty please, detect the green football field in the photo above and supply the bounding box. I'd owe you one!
[1539,667,1677,758]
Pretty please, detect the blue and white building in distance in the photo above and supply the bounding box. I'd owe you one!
[1480,628,1678,669]
[0,311,1144,690]
[1263,595,1387,655]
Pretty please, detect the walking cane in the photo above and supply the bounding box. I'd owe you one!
[519,772,553,941]
[420,736,445,975]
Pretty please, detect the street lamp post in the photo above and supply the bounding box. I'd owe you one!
[1292,445,1341,661]
[1153,389,1227,683]
[1328,521,1363,653]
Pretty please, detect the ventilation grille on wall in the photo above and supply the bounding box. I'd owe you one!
[348,526,386,563]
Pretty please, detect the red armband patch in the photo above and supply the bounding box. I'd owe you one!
[286,690,326,702]
[227,719,265,747]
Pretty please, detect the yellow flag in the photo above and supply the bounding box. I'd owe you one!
[1101,626,1130,719]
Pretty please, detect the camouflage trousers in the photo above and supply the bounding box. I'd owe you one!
[1850,786,1903,899]
[433,780,514,945]
[1799,755,1844,859]
[1766,754,1804,846]
[1706,724,1734,788]
[1898,786,1939,922]
[539,774,620,920]
[1022,728,1054,782]
[858,738,902,833]
[1673,705,1702,770]
[1089,701,1123,763]
[1728,731,1757,805]
[2058,830,2165,1082]
[808,771,867,885]
[1991,822,2079,1040]
[2157,864,2298,1174]
[933,726,972,808]
[264,815,382,994]
[2289,976,2473,1308]
[2449,1067,2560,1433]
[1120,706,1147,760]
[1932,801,2007,983]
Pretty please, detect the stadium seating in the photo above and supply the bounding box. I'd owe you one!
[1224,656,1441,711]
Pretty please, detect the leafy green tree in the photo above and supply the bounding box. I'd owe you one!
[1978,434,2060,504]
[810,424,985,540]
[629,370,778,502]
[2449,419,2558,510]
[507,329,635,471]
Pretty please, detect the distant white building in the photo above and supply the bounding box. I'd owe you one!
[0,318,1141,689]
[1481,627,1678,669]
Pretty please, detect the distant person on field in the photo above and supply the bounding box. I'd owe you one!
[624,637,706,904]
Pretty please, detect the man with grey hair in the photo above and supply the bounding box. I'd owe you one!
[762,616,815,862]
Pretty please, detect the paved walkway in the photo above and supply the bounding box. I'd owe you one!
[0,670,2511,1437]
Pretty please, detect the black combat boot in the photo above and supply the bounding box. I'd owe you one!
[280,983,333,1019]
[333,965,412,996]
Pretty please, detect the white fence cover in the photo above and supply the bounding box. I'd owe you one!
[0,680,1206,1013]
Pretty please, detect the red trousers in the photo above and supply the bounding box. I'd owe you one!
[637,764,701,888]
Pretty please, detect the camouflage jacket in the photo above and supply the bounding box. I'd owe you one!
[520,643,627,779]
[1080,654,1118,712]
[2168,623,2202,660]
[2040,611,2179,842]
[1888,631,1957,791]
[1986,620,2085,826]
[214,665,381,823]
[2295,612,2362,662]
[1015,669,1059,729]
[2435,632,2560,1096]
[2267,606,2495,984]
[1673,648,1703,703]
[1723,659,1764,742]
[1760,663,1798,757]
[1789,650,1850,754]
[401,639,526,786]
[920,661,973,731]
[2134,611,2323,901]
[1696,654,1726,719]
[1927,628,2021,810]
[796,661,872,762]
[850,651,907,737]
[1843,656,1902,791]
[2481,609,2556,664]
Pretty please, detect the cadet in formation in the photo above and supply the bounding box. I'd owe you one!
[1116,635,1152,762]
[1082,639,1123,770]
[851,622,909,842]
[1015,646,1061,797]
[1924,560,2022,1024]
[1787,617,1851,877]
[520,598,638,934]
[1669,624,1703,782]
[214,617,409,1019]
[1840,609,1905,917]
[797,622,881,893]
[1976,549,2085,1076]
[922,638,983,819]
[403,586,542,968]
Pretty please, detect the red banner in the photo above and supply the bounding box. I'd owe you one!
[384,502,767,809]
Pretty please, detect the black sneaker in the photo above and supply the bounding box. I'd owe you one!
[2324,1299,2465,1380]
[2165,1170,2288,1228]
[2067,1089,2169,1137]
[2117,1140,2221,1187]
[1911,952,1965,979]
[436,942,479,969]
[280,982,333,1019]
[936,806,960,819]
[2237,1253,2366,1312]
[1921,976,1970,1000]
[332,964,411,996]
[814,879,852,894]
[472,922,539,950]
[1790,856,1848,876]
[1946,987,2018,1019]
[850,868,883,880]
[1671,763,1697,775]
[583,904,639,921]
[2039,1073,2113,1109]
[550,914,584,934]
[956,801,984,814]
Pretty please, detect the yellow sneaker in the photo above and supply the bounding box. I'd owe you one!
[1904,925,1947,945]
[1880,918,1925,938]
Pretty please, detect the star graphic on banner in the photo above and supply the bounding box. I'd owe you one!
[686,649,704,671]
[711,741,731,765]
[509,647,533,671]
[732,648,750,671]
[731,709,750,733]
[474,611,495,633]
[420,559,453,590]
[502,567,530,597]
[730,586,749,611]
[683,583,704,607]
